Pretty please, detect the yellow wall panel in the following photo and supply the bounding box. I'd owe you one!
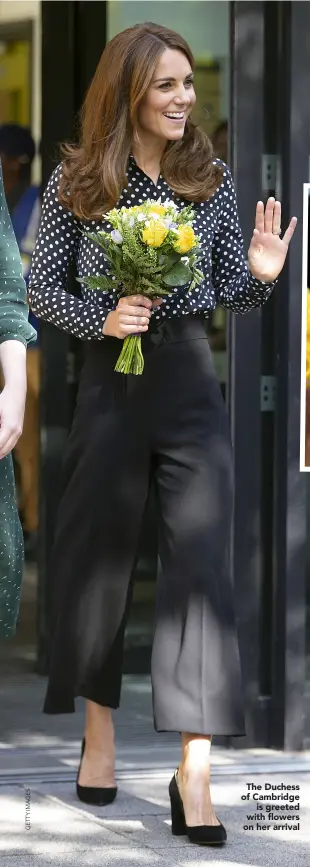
[0,41,30,125]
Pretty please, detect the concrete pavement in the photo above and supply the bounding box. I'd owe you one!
[0,673,310,866]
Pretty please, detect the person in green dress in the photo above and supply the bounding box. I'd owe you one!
[0,163,37,638]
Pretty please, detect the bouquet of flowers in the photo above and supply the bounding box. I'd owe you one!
[79,198,204,374]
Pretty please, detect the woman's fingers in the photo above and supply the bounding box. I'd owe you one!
[120,304,151,319]
[272,200,281,235]
[264,197,275,233]
[255,198,296,242]
[282,216,298,247]
[255,198,279,235]
[118,296,163,311]
[118,295,152,309]
[117,295,162,336]
[255,201,265,234]
[120,314,150,327]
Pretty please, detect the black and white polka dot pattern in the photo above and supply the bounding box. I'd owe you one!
[28,156,275,341]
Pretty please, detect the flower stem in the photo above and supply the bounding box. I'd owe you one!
[114,334,144,375]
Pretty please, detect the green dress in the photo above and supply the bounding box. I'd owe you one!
[0,167,37,638]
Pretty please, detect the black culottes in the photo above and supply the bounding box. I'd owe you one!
[43,314,246,736]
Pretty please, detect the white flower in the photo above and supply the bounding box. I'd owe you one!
[137,213,146,222]
[163,219,178,230]
[181,256,190,265]
[128,217,135,227]
[111,230,123,244]
[163,199,178,209]
[149,211,161,220]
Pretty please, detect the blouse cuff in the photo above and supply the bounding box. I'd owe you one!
[0,323,37,348]
[249,274,278,290]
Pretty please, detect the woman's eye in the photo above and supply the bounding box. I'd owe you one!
[159,80,194,90]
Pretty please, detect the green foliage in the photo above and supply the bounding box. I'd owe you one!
[162,261,192,287]
[76,275,116,292]
[174,204,195,223]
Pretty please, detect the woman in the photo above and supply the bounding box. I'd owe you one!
[0,163,37,638]
[28,23,296,846]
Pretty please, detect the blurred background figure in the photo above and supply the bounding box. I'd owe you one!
[0,123,41,562]
[212,119,228,163]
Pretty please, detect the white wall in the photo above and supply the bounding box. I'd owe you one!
[0,1,38,20]
[0,0,41,182]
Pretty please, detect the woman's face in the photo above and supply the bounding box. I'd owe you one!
[136,48,196,144]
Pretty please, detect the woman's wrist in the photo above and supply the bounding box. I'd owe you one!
[0,339,27,389]
[102,312,113,336]
[249,268,275,284]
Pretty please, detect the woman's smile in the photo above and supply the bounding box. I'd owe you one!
[163,111,186,122]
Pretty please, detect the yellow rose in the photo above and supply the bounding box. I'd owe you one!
[148,204,167,217]
[173,225,197,254]
[142,220,168,248]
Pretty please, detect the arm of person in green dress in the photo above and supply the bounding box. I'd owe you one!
[0,163,37,458]
[0,341,27,458]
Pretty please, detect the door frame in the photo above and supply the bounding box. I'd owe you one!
[229,0,308,750]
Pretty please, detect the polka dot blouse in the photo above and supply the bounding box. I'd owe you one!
[28,156,275,340]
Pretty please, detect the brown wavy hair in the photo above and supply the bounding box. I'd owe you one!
[58,22,223,220]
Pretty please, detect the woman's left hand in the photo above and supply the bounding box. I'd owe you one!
[248,198,297,282]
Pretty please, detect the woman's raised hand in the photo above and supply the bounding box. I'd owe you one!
[248,198,297,283]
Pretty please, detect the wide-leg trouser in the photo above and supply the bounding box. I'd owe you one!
[43,315,246,736]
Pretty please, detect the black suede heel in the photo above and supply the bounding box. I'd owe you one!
[76,737,117,806]
[169,771,227,846]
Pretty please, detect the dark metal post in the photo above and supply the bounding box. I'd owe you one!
[271,1,308,750]
[37,1,107,674]
[37,0,77,673]
[230,0,308,750]
[229,1,267,747]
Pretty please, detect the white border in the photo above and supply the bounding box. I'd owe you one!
[299,183,310,471]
